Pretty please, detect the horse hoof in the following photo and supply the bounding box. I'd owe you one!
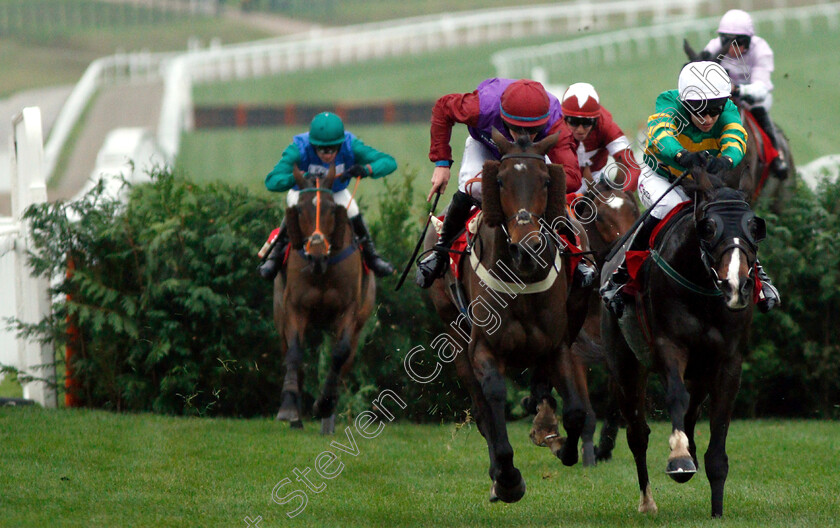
[290,420,304,429]
[489,473,526,504]
[665,458,697,483]
[276,407,300,423]
[557,443,579,467]
[320,414,336,435]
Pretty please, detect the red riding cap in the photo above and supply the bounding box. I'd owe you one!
[561,82,601,118]
[500,79,551,128]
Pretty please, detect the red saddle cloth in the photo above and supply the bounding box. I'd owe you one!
[443,209,585,283]
[621,201,761,303]
[742,109,780,201]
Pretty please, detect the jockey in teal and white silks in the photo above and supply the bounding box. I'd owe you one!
[258,112,397,279]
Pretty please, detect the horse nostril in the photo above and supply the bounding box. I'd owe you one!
[739,277,753,298]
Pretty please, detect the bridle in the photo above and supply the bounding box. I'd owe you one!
[297,178,333,255]
[497,151,552,246]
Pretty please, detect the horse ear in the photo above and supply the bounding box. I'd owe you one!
[482,160,504,227]
[534,133,559,156]
[293,165,307,189]
[286,207,304,250]
[545,163,567,225]
[322,163,337,190]
[491,128,513,156]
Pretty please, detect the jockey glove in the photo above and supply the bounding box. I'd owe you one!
[343,164,369,180]
[705,155,733,174]
[675,149,707,169]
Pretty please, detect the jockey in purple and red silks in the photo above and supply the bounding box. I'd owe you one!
[702,9,788,179]
[416,77,595,289]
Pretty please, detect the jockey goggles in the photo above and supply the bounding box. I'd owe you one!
[565,116,597,128]
[719,33,751,50]
[315,144,341,154]
[683,98,727,118]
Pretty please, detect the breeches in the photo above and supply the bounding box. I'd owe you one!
[637,164,689,220]
[286,188,360,218]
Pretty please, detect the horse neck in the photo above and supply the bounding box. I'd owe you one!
[655,215,712,285]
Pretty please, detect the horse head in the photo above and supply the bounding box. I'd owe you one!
[575,179,640,256]
[481,129,566,273]
[687,172,765,310]
[286,164,348,275]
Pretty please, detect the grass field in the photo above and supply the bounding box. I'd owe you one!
[179,15,840,199]
[1,406,838,527]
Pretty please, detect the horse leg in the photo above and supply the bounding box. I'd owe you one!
[551,345,587,467]
[661,348,697,483]
[603,311,656,513]
[313,320,355,427]
[454,351,498,487]
[595,379,621,462]
[277,318,306,429]
[473,345,525,504]
[527,366,562,454]
[705,356,743,518]
[684,381,709,469]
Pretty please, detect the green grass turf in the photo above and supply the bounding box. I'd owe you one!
[180,15,839,201]
[1,406,838,527]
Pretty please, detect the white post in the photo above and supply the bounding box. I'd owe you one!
[10,107,55,408]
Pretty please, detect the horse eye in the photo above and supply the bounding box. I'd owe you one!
[543,178,550,189]
[700,219,716,238]
[497,178,504,188]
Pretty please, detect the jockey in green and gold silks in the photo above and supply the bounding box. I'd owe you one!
[600,61,779,316]
[643,89,747,182]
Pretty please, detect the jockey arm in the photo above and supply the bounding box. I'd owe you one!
[427,91,481,199]
[350,137,397,179]
[265,143,302,192]
[716,103,748,165]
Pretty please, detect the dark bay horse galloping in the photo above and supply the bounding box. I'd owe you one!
[275,166,375,434]
[601,170,765,517]
[425,130,586,503]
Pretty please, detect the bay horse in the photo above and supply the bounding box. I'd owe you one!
[683,39,796,213]
[568,173,640,465]
[274,165,375,434]
[601,169,765,517]
[424,130,586,503]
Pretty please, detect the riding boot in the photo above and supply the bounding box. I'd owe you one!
[350,214,394,277]
[258,221,289,281]
[751,106,789,180]
[599,214,659,317]
[415,190,475,289]
[755,259,781,313]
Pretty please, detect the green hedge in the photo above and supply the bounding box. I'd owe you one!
[16,169,840,420]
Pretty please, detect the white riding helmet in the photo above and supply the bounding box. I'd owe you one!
[718,9,755,37]
[678,61,732,102]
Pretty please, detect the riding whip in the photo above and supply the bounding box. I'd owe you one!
[395,191,441,291]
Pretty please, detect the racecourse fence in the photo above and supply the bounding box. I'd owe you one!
[492,2,840,80]
[0,108,54,407]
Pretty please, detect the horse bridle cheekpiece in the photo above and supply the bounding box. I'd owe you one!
[696,199,766,273]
